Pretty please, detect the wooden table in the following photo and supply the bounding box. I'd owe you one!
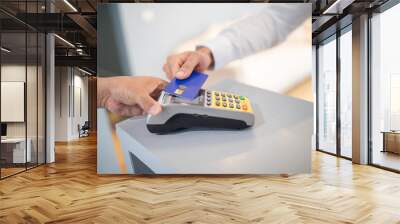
[382,131,400,154]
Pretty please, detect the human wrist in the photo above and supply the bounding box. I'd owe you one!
[196,46,214,70]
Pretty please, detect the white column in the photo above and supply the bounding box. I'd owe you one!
[46,32,55,163]
[352,14,369,164]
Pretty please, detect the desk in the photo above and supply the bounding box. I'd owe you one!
[1,138,31,164]
[115,80,313,174]
[382,131,400,154]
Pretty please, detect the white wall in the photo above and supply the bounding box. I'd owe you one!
[54,67,89,141]
[72,73,89,138]
[55,67,69,141]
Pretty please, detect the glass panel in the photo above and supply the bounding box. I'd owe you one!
[0,1,46,178]
[27,31,38,169]
[371,4,400,171]
[340,29,352,158]
[1,31,27,177]
[318,37,337,154]
[26,0,39,170]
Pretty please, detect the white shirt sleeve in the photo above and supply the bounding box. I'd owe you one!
[201,4,311,69]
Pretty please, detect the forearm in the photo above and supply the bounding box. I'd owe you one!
[201,4,311,69]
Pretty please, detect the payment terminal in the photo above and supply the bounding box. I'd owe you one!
[146,89,255,134]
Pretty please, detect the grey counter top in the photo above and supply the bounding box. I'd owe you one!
[116,80,313,174]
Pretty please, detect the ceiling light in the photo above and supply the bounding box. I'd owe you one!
[54,34,75,48]
[1,47,11,53]
[141,10,155,23]
[63,0,78,12]
[78,67,93,76]
[323,0,354,15]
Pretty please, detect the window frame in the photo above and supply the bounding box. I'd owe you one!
[315,23,353,160]
[367,0,400,173]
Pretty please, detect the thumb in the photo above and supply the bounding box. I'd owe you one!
[136,94,162,115]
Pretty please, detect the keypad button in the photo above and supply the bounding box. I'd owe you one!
[207,102,211,106]
[222,97,227,101]
[207,91,211,96]
[242,105,248,110]
[234,95,239,99]
[227,94,232,98]
[228,98,233,102]
[236,104,241,109]
[215,92,219,96]
[207,97,211,102]
[221,93,226,97]
[235,99,240,104]
[223,103,227,107]
[216,96,220,100]
[240,96,245,100]
[229,103,234,108]
[216,101,220,106]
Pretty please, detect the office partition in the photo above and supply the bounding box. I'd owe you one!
[0,30,28,177]
[0,1,47,179]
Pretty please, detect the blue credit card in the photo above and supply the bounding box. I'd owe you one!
[164,71,208,100]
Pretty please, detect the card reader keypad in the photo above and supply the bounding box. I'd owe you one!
[205,91,252,112]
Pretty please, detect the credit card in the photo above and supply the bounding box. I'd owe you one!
[164,71,208,100]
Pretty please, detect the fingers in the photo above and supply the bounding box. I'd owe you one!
[107,98,160,117]
[105,76,167,117]
[163,49,213,80]
[105,99,143,117]
[164,53,188,80]
[175,53,201,79]
[154,77,168,90]
[147,77,167,98]
[136,94,162,115]
[151,84,164,99]
[120,105,143,117]
[164,52,196,80]
[163,63,173,80]
[167,55,184,79]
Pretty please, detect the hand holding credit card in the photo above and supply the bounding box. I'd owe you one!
[164,71,208,100]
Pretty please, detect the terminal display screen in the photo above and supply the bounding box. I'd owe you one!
[171,89,204,106]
